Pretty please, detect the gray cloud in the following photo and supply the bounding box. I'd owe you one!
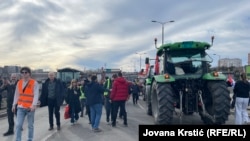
[0,0,249,71]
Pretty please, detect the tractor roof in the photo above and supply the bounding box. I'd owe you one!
[157,41,211,56]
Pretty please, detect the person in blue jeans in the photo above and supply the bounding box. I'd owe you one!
[16,108,35,140]
[12,66,40,141]
[65,79,81,125]
[85,74,104,132]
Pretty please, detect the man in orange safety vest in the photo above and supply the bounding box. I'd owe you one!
[12,66,40,141]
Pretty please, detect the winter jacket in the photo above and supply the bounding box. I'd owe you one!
[85,81,104,106]
[40,78,65,107]
[0,81,17,107]
[233,80,250,98]
[65,87,81,114]
[130,83,140,94]
[110,77,130,101]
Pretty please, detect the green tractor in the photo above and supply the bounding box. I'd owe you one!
[145,37,231,125]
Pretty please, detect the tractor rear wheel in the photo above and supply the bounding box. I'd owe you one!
[151,81,175,124]
[199,81,230,124]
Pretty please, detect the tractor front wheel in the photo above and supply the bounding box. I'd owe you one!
[145,85,152,115]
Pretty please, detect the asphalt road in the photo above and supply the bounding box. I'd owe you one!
[0,93,249,141]
[0,97,155,141]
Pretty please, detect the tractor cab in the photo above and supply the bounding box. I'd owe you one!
[164,48,213,76]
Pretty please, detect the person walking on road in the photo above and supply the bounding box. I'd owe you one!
[65,79,81,125]
[78,80,86,117]
[12,66,40,141]
[85,75,104,132]
[0,74,19,136]
[84,74,91,124]
[103,76,112,124]
[234,72,250,125]
[110,72,130,127]
[110,74,123,119]
[130,81,140,105]
[39,71,65,131]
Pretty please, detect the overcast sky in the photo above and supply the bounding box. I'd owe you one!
[0,0,249,72]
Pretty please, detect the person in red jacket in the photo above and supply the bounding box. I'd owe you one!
[110,72,130,127]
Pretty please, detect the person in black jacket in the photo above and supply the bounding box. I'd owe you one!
[39,72,65,130]
[130,81,140,105]
[234,72,250,124]
[65,79,81,125]
[84,74,91,124]
[0,74,18,136]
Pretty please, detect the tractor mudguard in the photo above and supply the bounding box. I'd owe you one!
[202,72,227,80]
[154,75,175,83]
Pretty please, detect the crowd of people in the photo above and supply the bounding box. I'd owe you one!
[0,66,141,140]
[1,66,249,140]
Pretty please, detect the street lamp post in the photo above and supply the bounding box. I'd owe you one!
[136,52,146,71]
[213,54,221,71]
[152,20,174,45]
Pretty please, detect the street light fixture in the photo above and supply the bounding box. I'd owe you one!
[152,20,175,45]
[213,54,221,71]
[135,52,147,71]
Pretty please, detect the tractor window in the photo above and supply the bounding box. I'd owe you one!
[166,50,207,74]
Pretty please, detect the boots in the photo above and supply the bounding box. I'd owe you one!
[3,130,14,136]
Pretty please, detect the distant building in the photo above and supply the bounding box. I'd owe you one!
[248,53,250,65]
[219,58,242,68]
[0,65,48,82]
[32,72,49,83]
[0,66,21,77]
